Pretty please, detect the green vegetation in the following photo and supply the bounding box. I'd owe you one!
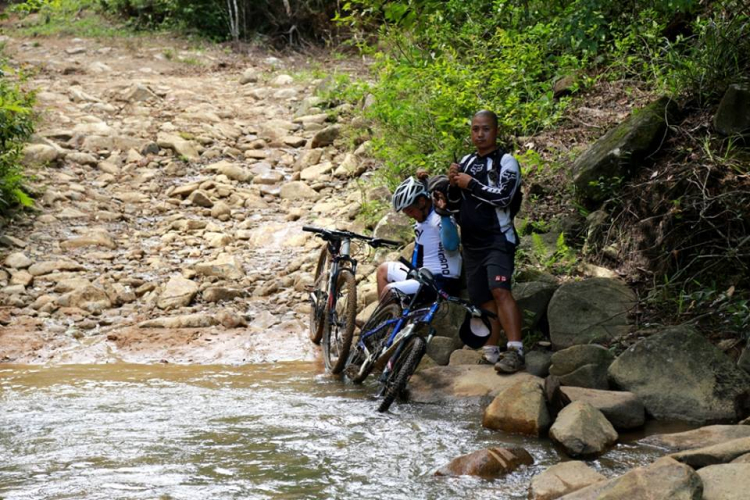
[9,0,134,38]
[0,56,36,212]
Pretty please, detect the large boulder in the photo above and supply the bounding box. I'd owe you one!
[529,461,606,500]
[409,365,541,404]
[559,457,702,500]
[434,447,533,479]
[549,401,618,457]
[525,350,553,378]
[513,281,558,331]
[713,84,750,136]
[573,96,679,204]
[608,326,750,423]
[373,212,412,244]
[548,278,635,349]
[550,344,614,390]
[669,437,750,469]
[644,425,750,451]
[483,378,551,436]
[425,336,460,365]
[698,464,750,500]
[561,387,645,430]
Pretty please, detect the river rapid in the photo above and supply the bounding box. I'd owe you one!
[0,363,675,500]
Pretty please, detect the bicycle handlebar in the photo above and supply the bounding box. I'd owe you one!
[397,256,497,319]
[303,226,401,249]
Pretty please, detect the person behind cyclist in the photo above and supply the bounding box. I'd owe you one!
[447,109,525,374]
[375,176,462,300]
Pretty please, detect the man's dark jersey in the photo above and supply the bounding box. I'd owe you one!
[447,148,521,250]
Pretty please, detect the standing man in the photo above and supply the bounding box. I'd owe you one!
[447,110,524,373]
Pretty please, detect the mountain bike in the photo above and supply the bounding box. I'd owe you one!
[345,257,495,412]
[303,226,400,374]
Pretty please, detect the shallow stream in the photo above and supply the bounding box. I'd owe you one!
[0,363,677,499]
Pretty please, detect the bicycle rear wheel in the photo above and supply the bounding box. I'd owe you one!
[377,335,427,413]
[322,269,357,374]
[308,246,330,345]
[344,302,402,384]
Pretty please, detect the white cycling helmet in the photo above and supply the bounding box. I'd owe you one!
[392,177,428,212]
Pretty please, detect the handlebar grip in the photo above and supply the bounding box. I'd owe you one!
[302,226,318,233]
[379,238,402,247]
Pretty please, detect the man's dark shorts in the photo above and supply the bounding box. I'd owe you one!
[463,245,515,305]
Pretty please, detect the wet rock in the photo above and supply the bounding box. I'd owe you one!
[138,313,219,329]
[483,378,551,436]
[573,96,679,204]
[561,386,645,430]
[548,278,635,349]
[549,344,614,390]
[642,425,750,451]
[4,252,33,269]
[22,144,58,165]
[409,365,541,404]
[669,437,750,469]
[194,253,245,280]
[60,230,117,250]
[608,326,750,423]
[698,464,750,500]
[559,457,702,500]
[311,125,341,148]
[549,401,618,457]
[157,276,198,310]
[435,447,533,479]
[28,260,85,276]
[280,181,321,201]
[56,285,112,314]
[529,461,606,500]
[714,84,750,136]
[513,281,558,331]
[525,350,553,378]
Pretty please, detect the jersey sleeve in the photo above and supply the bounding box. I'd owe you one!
[467,154,521,208]
[439,216,460,252]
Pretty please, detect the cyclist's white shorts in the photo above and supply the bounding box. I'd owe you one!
[385,261,420,295]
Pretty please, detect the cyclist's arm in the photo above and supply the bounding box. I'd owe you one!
[440,216,459,252]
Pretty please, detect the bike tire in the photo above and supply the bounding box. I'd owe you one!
[345,302,402,384]
[322,269,357,374]
[308,245,330,345]
[377,335,427,413]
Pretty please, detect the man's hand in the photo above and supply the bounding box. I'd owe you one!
[448,163,460,186]
[432,190,447,211]
[453,172,472,189]
[416,168,429,181]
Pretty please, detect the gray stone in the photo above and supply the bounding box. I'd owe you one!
[300,161,334,181]
[714,84,750,136]
[426,336,460,366]
[194,253,245,280]
[60,231,117,250]
[435,447,533,479]
[56,285,112,313]
[210,201,231,219]
[409,365,541,404]
[28,260,85,276]
[548,278,635,349]
[23,144,58,165]
[559,457,702,500]
[206,160,253,182]
[561,387,645,430]
[573,96,679,203]
[310,125,341,148]
[66,152,98,166]
[698,464,750,500]
[608,326,750,423]
[373,212,412,245]
[202,287,245,303]
[157,276,198,310]
[525,351,552,378]
[483,378,551,436]
[529,461,606,500]
[448,349,484,365]
[513,281,558,331]
[0,235,26,248]
[157,132,199,161]
[550,345,614,390]
[280,181,320,201]
[549,401,618,457]
[188,190,214,208]
[239,68,259,85]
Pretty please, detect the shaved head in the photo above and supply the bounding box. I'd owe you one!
[473,110,498,129]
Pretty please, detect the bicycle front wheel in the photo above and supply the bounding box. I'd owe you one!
[345,302,402,384]
[308,246,330,345]
[377,335,427,413]
[322,269,357,374]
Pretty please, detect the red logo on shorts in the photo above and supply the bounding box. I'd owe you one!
[495,275,508,282]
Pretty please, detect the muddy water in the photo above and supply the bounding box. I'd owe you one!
[0,364,671,500]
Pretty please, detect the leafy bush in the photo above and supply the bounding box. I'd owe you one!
[0,62,36,212]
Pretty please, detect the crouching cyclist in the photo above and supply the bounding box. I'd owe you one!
[375,176,462,301]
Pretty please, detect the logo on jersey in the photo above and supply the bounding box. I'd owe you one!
[494,275,508,282]
[469,162,485,176]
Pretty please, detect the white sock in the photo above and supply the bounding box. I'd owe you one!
[507,341,524,355]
